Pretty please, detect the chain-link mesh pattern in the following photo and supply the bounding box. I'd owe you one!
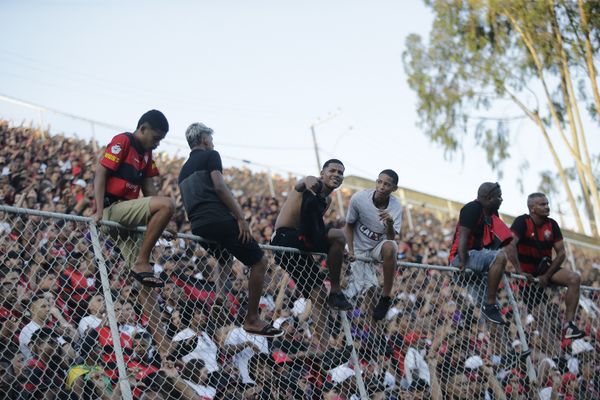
[1,205,599,400]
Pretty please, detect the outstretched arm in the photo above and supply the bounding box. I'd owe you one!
[294,176,320,193]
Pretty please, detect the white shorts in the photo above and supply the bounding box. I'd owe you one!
[344,240,398,300]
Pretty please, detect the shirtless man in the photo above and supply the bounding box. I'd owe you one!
[271,159,352,346]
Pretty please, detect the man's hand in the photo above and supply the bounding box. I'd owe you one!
[346,250,356,263]
[522,273,535,283]
[538,274,550,289]
[237,218,253,244]
[161,361,180,379]
[304,176,321,193]
[378,210,394,227]
[163,228,178,238]
[94,209,103,225]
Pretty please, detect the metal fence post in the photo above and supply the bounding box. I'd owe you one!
[502,275,538,390]
[88,222,134,400]
[339,311,369,400]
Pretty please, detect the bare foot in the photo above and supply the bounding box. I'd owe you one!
[132,262,153,275]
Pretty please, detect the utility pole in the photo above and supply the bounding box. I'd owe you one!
[310,124,321,172]
[309,109,342,174]
[310,109,346,218]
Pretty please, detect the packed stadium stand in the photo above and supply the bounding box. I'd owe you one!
[1,121,599,399]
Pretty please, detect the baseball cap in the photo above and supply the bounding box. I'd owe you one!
[73,179,87,188]
[137,109,169,133]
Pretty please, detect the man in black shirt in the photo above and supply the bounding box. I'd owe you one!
[178,122,282,338]
[448,182,518,325]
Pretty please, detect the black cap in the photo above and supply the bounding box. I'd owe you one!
[137,109,169,133]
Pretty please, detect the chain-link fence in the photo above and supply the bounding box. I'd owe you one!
[1,205,599,400]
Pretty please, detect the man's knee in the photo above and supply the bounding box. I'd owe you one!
[566,271,581,288]
[150,196,175,216]
[381,241,397,260]
[494,251,507,267]
[328,229,346,246]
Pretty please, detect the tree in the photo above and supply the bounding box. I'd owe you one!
[403,0,600,237]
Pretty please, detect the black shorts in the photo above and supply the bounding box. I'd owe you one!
[270,228,324,299]
[193,219,264,266]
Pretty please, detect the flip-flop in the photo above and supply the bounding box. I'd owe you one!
[131,271,164,288]
[243,324,284,338]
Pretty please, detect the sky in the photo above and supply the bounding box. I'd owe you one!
[1,0,598,234]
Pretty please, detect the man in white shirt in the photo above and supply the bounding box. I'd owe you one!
[224,326,269,384]
[19,295,49,359]
[78,295,105,337]
[172,327,219,373]
[344,169,403,320]
[19,294,70,360]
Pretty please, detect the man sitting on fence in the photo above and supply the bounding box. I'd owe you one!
[510,192,584,340]
[343,169,403,321]
[271,159,352,349]
[178,122,283,337]
[93,109,175,357]
[448,182,516,325]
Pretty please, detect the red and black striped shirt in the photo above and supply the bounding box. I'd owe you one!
[449,200,487,263]
[510,214,562,275]
[100,133,158,204]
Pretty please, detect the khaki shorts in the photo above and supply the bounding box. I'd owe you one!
[103,197,152,268]
[103,197,152,227]
[344,240,398,300]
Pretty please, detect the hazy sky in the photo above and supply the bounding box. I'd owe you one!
[1,0,597,232]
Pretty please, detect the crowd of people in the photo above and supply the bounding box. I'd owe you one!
[0,120,599,399]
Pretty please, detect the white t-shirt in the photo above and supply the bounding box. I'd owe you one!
[78,315,102,337]
[403,347,430,385]
[172,328,219,373]
[119,324,145,338]
[224,327,269,384]
[19,321,66,360]
[19,321,41,359]
[346,189,402,252]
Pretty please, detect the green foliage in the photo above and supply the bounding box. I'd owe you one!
[402,0,597,171]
